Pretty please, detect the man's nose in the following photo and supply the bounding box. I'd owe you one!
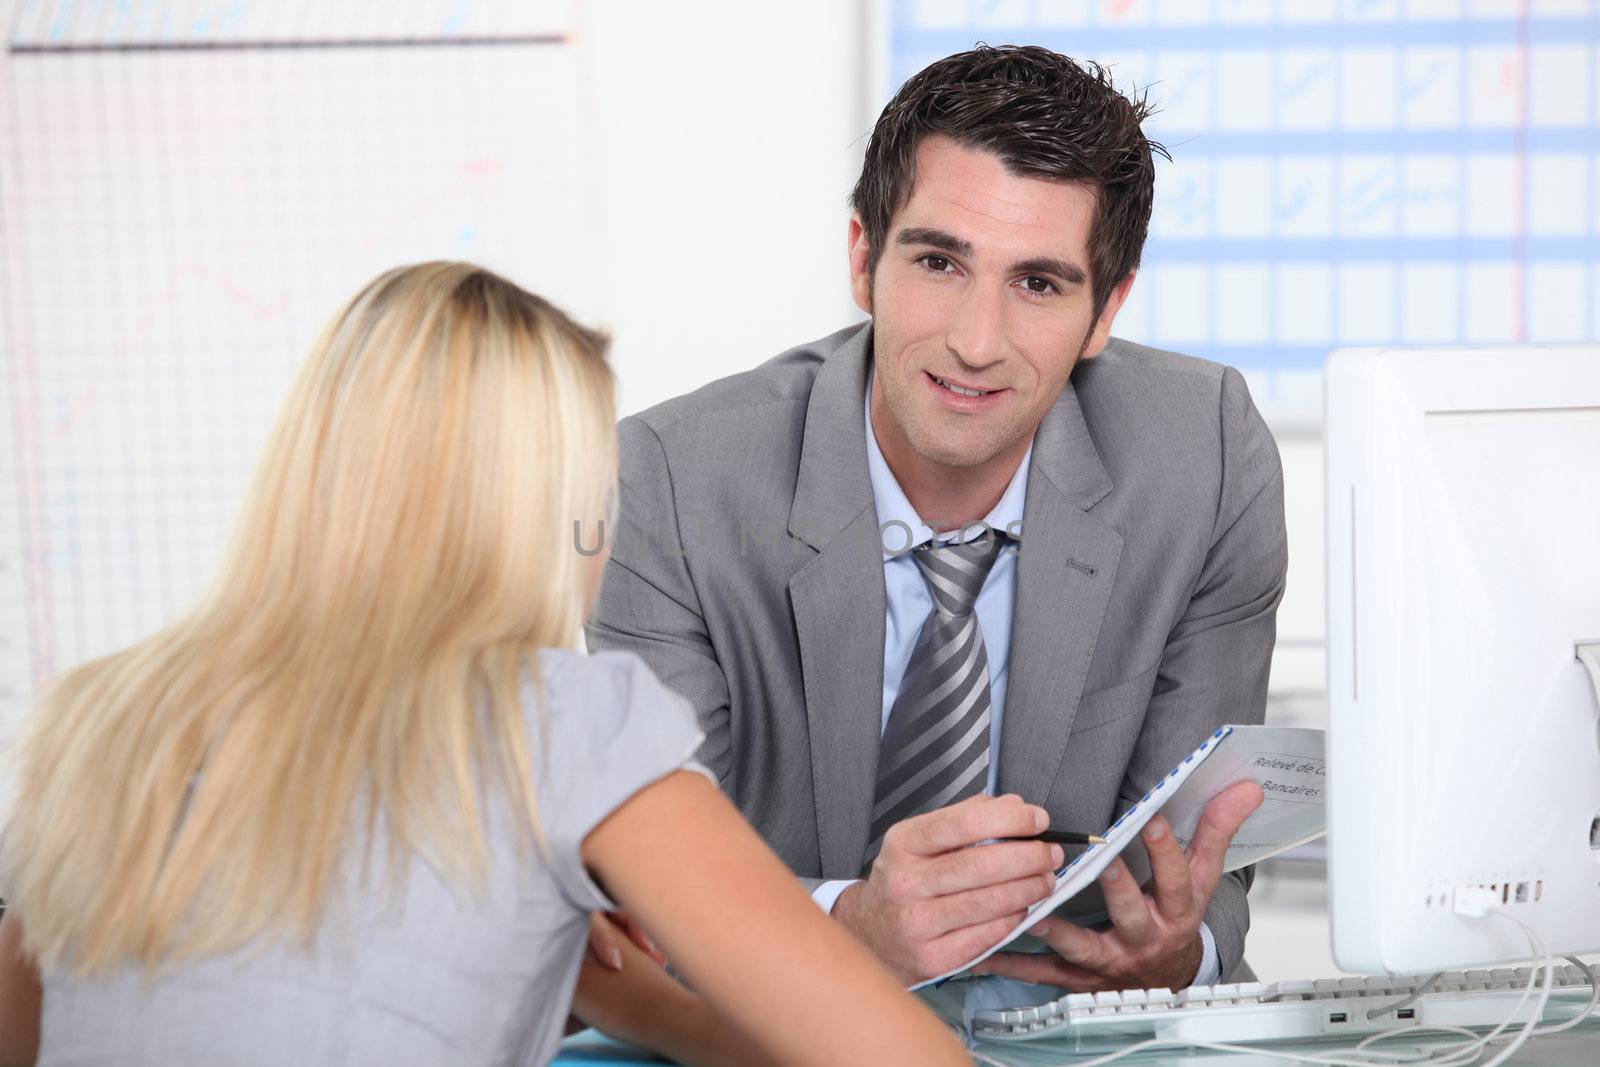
[944,280,1007,371]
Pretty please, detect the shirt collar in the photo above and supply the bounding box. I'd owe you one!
[863,372,1032,554]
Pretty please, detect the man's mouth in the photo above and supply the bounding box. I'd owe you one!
[931,374,998,398]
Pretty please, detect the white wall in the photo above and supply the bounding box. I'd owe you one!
[581,1,868,417]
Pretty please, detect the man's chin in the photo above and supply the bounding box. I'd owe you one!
[907,431,1020,473]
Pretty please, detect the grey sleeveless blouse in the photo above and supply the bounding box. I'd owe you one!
[28,650,705,1066]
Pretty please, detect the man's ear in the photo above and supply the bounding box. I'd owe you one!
[1079,271,1137,359]
[847,213,873,315]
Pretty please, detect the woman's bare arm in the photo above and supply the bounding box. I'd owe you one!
[581,771,969,1067]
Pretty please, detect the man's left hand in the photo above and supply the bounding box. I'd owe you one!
[972,780,1263,991]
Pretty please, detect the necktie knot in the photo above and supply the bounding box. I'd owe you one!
[912,533,1008,618]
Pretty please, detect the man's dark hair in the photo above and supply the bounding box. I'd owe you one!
[851,44,1167,321]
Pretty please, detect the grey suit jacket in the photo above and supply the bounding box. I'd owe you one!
[586,322,1287,979]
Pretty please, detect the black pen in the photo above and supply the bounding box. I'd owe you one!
[1008,830,1107,846]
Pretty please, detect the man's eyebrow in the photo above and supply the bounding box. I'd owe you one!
[895,227,1088,287]
[1013,256,1087,287]
[894,227,973,257]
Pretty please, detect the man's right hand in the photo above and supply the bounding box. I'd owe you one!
[832,793,1064,985]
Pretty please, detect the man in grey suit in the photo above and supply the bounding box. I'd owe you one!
[587,45,1285,991]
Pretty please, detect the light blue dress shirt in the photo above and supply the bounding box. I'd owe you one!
[810,377,1220,990]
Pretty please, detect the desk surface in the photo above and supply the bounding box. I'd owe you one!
[555,1027,1600,1065]
[554,1033,658,1064]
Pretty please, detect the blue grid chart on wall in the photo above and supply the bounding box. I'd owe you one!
[883,0,1600,421]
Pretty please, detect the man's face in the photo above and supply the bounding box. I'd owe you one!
[849,135,1134,473]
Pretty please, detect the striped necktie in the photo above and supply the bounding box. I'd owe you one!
[865,532,1009,864]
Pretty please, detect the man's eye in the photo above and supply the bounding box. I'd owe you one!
[1023,276,1056,295]
[920,254,952,273]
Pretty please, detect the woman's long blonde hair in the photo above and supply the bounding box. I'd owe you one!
[4,262,616,974]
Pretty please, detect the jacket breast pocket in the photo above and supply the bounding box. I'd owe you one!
[1066,664,1159,737]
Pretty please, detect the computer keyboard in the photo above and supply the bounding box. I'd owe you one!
[971,965,1599,1049]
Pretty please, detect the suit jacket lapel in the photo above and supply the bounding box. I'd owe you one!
[787,324,887,879]
[999,378,1125,803]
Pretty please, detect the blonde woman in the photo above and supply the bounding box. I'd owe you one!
[0,263,979,1066]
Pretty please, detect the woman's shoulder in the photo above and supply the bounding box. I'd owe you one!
[534,647,670,708]
[526,648,701,760]
[521,649,706,874]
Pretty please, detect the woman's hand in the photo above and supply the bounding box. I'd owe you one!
[566,911,669,1035]
[588,910,666,971]
[570,915,726,1065]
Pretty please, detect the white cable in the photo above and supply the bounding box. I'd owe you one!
[1355,911,1555,1067]
[972,1034,1495,1067]
[1521,955,1600,1038]
[1351,925,1541,1067]
[969,908,1592,1067]
[1367,971,1444,1021]
[1457,910,1553,1067]
[1346,892,1555,1067]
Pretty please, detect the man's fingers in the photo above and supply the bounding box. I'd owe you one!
[919,839,1062,897]
[1027,915,1105,967]
[971,950,1102,989]
[924,871,1057,938]
[1185,780,1265,898]
[1141,816,1196,923]
[1097,859,1156,946]
[927,909,1031,976]
[892,793,1049,857]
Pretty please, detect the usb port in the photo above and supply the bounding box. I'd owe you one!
[1329,1012,1348,1024]
[1397,1009,1416,1020]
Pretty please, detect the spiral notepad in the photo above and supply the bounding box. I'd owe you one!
[913,724,1326,990]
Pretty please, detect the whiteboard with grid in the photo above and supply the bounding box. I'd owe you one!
[0,0,598,754]
[882,0,1600,419]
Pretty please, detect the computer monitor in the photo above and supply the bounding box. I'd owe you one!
[1324,345,1600,976]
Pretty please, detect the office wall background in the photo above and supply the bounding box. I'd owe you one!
[1,0,865,750]
[4,0,1595,981]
